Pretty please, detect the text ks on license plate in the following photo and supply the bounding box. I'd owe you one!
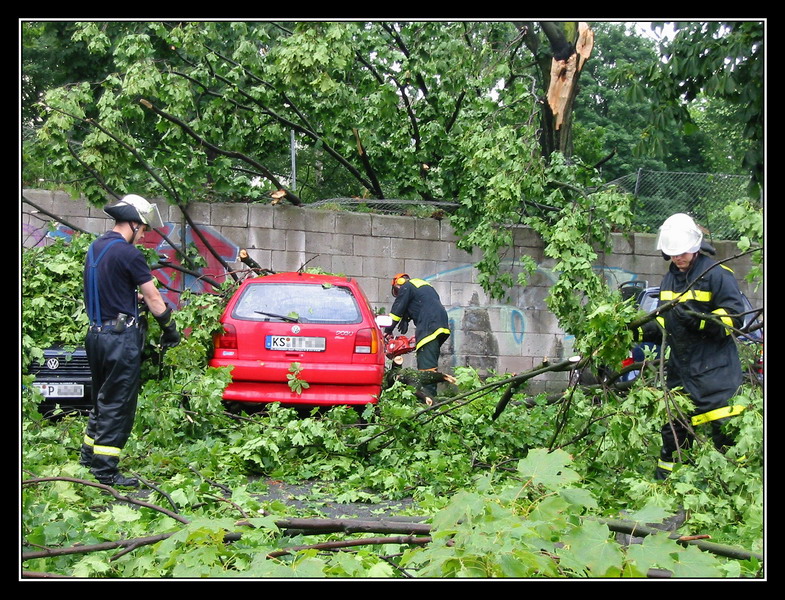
[266,335,325,351]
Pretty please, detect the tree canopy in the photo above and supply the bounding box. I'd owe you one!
[621,21,764,191]
[20,22,765,578]
[29,21,560,205]
[23,20,763,200]
[22,20,763,337]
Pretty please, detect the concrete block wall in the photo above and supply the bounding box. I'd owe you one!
[22,189,762,393]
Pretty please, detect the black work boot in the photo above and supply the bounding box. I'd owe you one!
[654,466,671,481]
[91,453,138,488]
[97,472,140,488]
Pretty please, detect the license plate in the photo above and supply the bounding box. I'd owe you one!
[266,335,325,352]
[35,383,84,398]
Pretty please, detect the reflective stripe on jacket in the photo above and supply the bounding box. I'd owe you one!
[389,278,450,350]
[657,253,746,414]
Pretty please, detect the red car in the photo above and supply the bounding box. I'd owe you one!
[209,272,388,406]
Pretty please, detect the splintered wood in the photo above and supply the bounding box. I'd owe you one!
[547,22,595,130]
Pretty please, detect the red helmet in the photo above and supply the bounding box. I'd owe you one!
[391,273,410,297]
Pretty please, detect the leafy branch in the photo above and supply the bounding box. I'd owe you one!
[21,473,761,577]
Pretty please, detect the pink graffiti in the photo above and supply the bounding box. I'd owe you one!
[29,222,239,309]
[141,223,239,307]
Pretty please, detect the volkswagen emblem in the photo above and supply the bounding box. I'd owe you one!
[46,358,60,370]
[291,325,301,334]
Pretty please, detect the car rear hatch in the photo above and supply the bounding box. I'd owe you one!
[211,277,384,404]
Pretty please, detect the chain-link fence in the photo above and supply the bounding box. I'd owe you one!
[309,198,460,219]
[310,170,757,241]
[604,169,757,241]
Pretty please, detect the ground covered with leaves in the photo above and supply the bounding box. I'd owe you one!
[21,237,764,579]
[21,357,764,579]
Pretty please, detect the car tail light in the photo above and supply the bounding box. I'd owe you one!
[213,323,238,350]
[621,357,635,368]
[354,327,378,354]
[757,345,764,375]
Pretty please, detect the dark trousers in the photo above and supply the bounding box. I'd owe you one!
[80,326,143,481]
[416,335,447,397]
[656,416,736,480]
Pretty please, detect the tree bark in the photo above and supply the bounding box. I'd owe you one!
[516,22,594,159]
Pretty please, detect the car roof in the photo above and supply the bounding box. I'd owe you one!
[241,272,358,286]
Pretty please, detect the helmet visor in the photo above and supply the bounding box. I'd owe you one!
[143,203,164,230]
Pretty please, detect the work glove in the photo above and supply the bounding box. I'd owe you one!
[398,319,410,335]
[633,319,662,343]
[671,303,700,331]
[155,307,181,348]
[696,312,729,339]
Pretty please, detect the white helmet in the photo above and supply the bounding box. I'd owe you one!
[104,194,163,229]
[656,213,703,256]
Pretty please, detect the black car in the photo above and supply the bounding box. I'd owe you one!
[28,346,93,416]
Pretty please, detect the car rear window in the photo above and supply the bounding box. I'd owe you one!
[233,282,363,324]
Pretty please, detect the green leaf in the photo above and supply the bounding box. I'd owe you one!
[560,486,598,510]
[558,519,624,576]
[430,490,485,531]
[516,448,581,489]
[624,502,672,525]
[110,503,143,523]
[626,532,680,573]
[669,543,725,578]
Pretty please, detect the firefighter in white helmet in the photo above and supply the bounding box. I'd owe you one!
[636,213,748,479]
[80,194,179,488]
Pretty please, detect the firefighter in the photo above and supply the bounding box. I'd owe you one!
[385,274,451,402]
[637,213,747,480]
[80,195,180,488]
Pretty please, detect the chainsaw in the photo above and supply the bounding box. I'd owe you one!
[385,335,416,359]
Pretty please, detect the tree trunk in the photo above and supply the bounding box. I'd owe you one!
[518,22,595,159]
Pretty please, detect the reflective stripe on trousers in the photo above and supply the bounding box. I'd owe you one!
[82,436,122,457]
[691,404,746,426]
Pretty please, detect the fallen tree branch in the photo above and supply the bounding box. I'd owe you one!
[22,515,430,562]
[22,476,189,524]
[355,356,586,449]
[266,534,432,559]
[597,518,764,562]
[241,517,432,537]
[491,356,584,420]
[22,476,762,572]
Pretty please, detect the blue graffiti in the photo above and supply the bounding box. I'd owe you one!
[423,260,636,353]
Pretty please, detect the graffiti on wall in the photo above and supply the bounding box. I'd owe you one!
[141,223,239,307]
[23,222,78,247]
[424,261,638,370]
[24,221,239,308]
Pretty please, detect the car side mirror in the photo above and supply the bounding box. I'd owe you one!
[375,315,393,328]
